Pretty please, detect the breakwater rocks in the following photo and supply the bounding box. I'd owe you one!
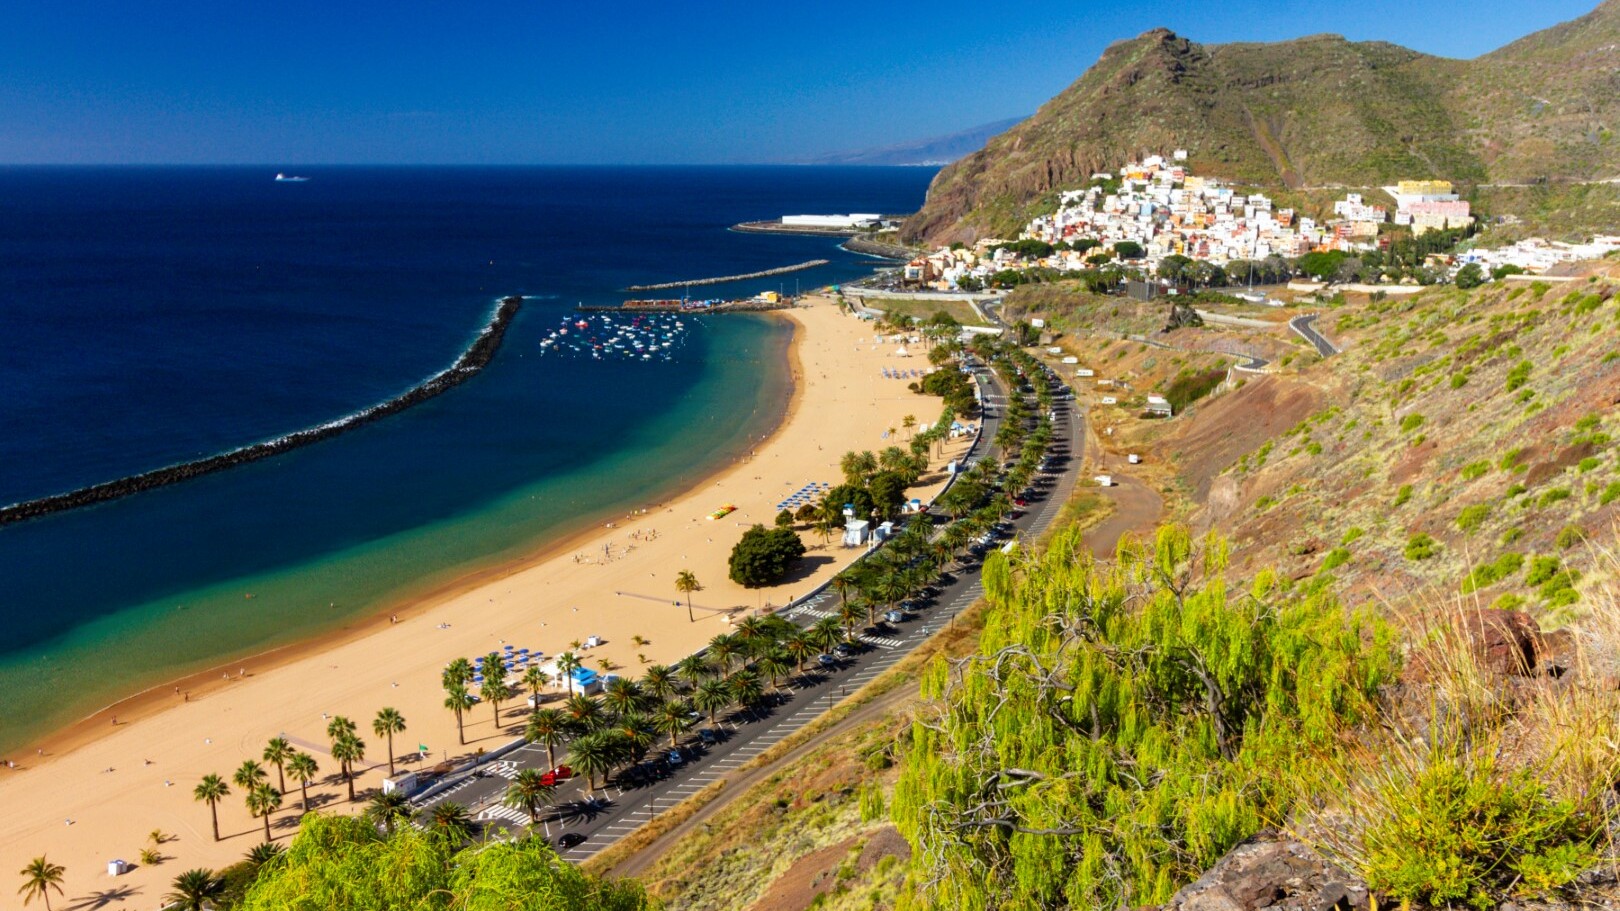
[0,296,524,527]
[623,260,829,292]
[842,237,917,260]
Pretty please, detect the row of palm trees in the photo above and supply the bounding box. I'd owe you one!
[193,706,409,845]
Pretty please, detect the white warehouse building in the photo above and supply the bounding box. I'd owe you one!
[782,213,882,229]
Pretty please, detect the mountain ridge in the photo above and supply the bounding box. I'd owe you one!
[903,3,1620,244]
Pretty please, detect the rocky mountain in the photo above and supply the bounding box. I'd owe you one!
[904,1,1620,244]
[800,116,1025,166]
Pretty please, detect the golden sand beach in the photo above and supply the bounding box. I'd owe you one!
[0,295,974,903]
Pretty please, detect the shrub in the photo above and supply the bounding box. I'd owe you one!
[1393,485,1413,508]
[1505,361,1532,392]
[1500,448,1527,472]
[1255,495,1275,511]
[1461,553,1523,594]
[1321,547,1351,572]
[1405,533,1439,561]
[1538,487,1571,508]
[1601,482,1620,506]
[1342,527,1366,545]
[1460,461,1490,481]
[1577,457,1600,473]
[1399,413,1426,433]
[1526,556,1564,588]
[1456,503,1492,534]
[1555,526,1585,549]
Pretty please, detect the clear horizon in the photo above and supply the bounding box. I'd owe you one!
[0,0,1601,166]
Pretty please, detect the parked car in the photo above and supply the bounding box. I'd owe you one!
[884,609,907,624]
[699,728,721,744]
[833,643,857,658]
[666,749,685,767]
[817,653,838,668]
[557,832,587,849]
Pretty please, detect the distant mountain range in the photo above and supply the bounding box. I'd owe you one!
[799,117,1026,167]
[903,0,1620,244]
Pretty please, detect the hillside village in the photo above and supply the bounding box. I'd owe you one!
[900,152,1620,292]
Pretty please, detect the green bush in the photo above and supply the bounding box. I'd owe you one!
[1321,547,1352,572]
[1461,553,1523,594]
[1505,361,1532,392]
[1538,487,1571,508]
[1577,457,1600,474]
[1460,461,1490,481]
[1456,503,1492,534]
[1394,485,1413,508]
[1399,413,1426,433]
[1500,448,1527,472]
[1526,556,1564,587]
[1342,527,1366,545]
[1601,482,1620,506]
[727,524,806,587]
[1405,533,1439,561]
[1555,526,1585,549]
[1361,752,1600,910]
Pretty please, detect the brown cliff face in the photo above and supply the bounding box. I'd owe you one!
[904,2,1620,245]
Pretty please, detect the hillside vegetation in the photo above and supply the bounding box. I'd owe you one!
[904,1,1620,243]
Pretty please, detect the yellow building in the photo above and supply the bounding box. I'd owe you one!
[1397,179,1454,196]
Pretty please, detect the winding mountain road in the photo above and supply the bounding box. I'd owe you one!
[1288,314,1339,357]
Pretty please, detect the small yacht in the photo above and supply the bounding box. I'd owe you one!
[274,173,310,182]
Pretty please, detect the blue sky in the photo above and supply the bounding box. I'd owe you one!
[0,0,1599,164]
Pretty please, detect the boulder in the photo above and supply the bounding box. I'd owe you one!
[1162,839,1368,911]
[1457,609,1541,677]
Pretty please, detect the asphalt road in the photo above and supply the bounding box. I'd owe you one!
[409,364,1087,861]
[1289,314,1339,357]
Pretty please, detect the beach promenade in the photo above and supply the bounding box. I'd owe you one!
[0,295,967,905]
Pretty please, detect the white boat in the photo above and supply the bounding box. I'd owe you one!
[274,173,310,183]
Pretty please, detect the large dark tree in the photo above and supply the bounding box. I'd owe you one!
[727,525,806,587]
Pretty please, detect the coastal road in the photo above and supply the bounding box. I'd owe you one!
[410,364,1087,861]
[1288,314,1339,357]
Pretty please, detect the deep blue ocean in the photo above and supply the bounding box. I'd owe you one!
[0,165,936,749]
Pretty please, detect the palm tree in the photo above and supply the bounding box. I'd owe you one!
[732,616,769,656]
[837,600,864,642]
[244,842,285,872]
[233,759,267,792]
[830,573,857,612]
[692,677,732,730]
[755,649,794,691]
[600,677,642,716]
[563,693,605,734]
[674,569,701,622]
[16,856,64,910]
[652,699,694,749]
[566,732,615,794]
[707,633,741,674]
[502,769,557,827]
[784,631,817,673]
[810,617,844,653]
[286,752,318,812]
[262,737,294,794]
[674,653,712,688]
[164,868,223,911]
[427,802,473,842]
[444,684,474,745]
[330,733,365,802]
[555,652,581,697]
[640,664,678,703]
[325,715,357,742]
[522,665,550,701]
[245,783,282,842]
[480,652,512,727]
[728,670,765,714]
[373,707,407,778]
[442,657,474,689]
[524,709,569,770]
[902,413,917,439]
[365,790,414,835]
[193,774,230,842]
[870,571,911,626]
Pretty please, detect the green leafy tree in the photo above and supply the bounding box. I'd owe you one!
[17,856,65,911]
[1454,262,1485,289]
[193,774,231,842]
[893,525,1397,910]
[235,814,654,910]
[727,524,807,587]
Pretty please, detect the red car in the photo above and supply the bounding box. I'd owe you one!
[540,765,574,787]
[1013,497,1027,507]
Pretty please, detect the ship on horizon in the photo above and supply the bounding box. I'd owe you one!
[274,172,310,182]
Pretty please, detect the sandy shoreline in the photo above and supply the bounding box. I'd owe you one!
[0,295,970,903]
